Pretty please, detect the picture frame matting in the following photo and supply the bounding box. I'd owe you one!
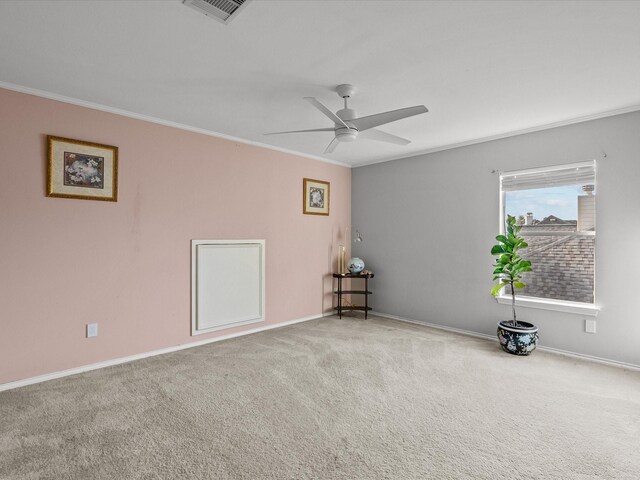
[303,178,330,215]
[47,135,118,202]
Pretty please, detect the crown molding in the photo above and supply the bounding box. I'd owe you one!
[0,81,351,168]
[353,103,640,168]
[4,80,639,171]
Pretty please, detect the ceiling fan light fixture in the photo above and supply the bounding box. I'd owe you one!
[336,129,358,142]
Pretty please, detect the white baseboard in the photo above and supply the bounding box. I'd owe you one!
[372,311,640,372]
[0,312,334,392]
[5,310,636,392]
[372,311,496,341]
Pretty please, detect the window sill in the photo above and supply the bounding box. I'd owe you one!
[495,295,600,317]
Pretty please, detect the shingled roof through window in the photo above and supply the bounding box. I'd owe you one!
[517,218,594,303]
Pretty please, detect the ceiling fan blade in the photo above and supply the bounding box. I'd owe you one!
[304,97,350,129]
[350,105,428,131]
[324,137,340,154]
[358,128,411,145]
[265,128,335,136]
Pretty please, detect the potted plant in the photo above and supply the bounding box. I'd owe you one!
[491,214,539,355]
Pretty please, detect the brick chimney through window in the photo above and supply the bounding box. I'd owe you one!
[525,212,534,225]
[578,185,595,231]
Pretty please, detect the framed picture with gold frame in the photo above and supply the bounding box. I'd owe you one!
[303,178,330,215]
[47,135,118,202]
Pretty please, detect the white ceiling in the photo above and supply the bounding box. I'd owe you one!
[1,1,639,167]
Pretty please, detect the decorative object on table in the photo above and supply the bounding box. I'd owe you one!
[491,214,538,355]
[347,257,365,273]
[303,178,330,215]
[47,136,118,202]
[338,245,347,274]
[336,227,364,274]
[333,272,374,319]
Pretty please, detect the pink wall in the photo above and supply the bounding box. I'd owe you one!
[0,88,351,385]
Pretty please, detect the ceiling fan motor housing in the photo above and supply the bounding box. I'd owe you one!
[335,107,358,141]
[336,108,356,121]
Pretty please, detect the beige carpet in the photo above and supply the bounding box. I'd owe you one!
[1,315,639,479]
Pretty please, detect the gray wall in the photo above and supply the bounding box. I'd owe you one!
[352,111,640,366]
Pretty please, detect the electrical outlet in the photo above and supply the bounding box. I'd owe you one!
[585,319,596,334]
[87,323,98,338]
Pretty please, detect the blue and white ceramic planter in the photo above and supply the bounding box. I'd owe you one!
[348,257,365,273]
[497,321,539,355]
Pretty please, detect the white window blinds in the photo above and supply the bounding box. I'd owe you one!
[501,161,595,191]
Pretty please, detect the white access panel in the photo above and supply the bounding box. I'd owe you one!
[191,240,265,335]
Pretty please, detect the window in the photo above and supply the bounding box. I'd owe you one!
[500,161,596,307]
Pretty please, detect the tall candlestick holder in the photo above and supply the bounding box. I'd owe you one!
[338,245,347,274]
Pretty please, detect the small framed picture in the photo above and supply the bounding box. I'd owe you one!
[303,178,330,215]
[47,135,118,202]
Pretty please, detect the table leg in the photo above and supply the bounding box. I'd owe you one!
[338,277,342,319]
[365,276,369,319]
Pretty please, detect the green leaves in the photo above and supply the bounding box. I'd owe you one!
[491,282,507,297]
[490,214,533,298]
[495,234,509,244]
[498,254,510,264]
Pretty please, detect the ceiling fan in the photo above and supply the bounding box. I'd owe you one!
[265,84,428,154]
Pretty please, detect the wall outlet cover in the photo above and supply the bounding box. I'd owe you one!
[585,319,597,334]
[87,323,98,338]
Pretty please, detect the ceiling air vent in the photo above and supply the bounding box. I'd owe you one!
[183,0,250,25]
